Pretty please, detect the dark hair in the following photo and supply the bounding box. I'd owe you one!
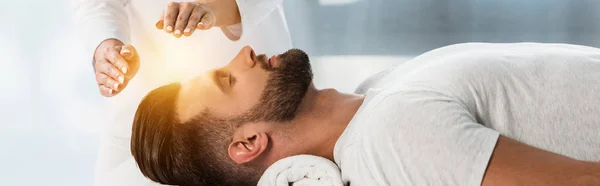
[130,83,261,186]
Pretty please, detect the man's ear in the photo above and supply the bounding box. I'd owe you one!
[228,131,269,165]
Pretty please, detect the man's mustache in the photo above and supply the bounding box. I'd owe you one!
[257,54,274,71]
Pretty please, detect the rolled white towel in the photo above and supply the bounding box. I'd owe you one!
[257,154,345,186]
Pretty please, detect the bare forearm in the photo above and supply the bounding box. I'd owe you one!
[574,162,600,186]
[200,0,241,27]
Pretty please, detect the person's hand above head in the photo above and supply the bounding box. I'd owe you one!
[93,39,140,97]
[156,1,217,38]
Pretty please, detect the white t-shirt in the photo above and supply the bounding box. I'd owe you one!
[335,43,600,186]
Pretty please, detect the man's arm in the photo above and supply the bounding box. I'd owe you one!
[70,1,148,185]
[71,0,140,97]
[70,0,130,59]
[483,136,600,186]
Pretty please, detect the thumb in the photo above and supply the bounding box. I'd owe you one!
[120,45,139,61]
[156,10,165,29]
[197,10,216,30]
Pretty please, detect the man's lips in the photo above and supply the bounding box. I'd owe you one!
[268,55,278,68]
[253,52,278,69]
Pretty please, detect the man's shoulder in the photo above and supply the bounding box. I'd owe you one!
[359,85,470,132]
[359,87,451,124]
[354,43,507,95]
[353,68,395,94]
[338,87,477,185]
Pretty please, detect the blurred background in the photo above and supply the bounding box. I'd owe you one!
[1,0,600,185]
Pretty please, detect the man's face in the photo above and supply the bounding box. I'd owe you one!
[176,46,312,124]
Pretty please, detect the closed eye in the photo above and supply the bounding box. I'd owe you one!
[214,70,231,92]
[228,73,236,86]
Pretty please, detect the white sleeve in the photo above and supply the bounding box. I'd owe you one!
[220,0,283,41]
[70,1,146,185]
[70,0,131,59]
[364,90,500,186]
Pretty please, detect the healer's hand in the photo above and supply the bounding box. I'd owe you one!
[156,1,216,38]
[93,39,140,97]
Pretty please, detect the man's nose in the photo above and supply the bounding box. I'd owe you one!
[227,46,256,71]
[240,45,256,68]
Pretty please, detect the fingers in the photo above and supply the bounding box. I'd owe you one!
[95,58,125,85]
[184,6,204,36]
[93,43,140,97]
[104,47,129,76]
[120,45,140,81]
[96,48,125,95]
[96,73,120,97]
[197,9,215,30]
[156,10,165,29]
[97,72,120,90]
[99,85,114,97]
[94,45,140,97]
[120,45,139,64]
[159,2,214,37]
[163,2,179,33]
[173,2,194,38]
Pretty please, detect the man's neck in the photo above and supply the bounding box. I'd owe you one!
[291,86,365,161]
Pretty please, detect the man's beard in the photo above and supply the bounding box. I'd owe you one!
[231,49,313,125]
